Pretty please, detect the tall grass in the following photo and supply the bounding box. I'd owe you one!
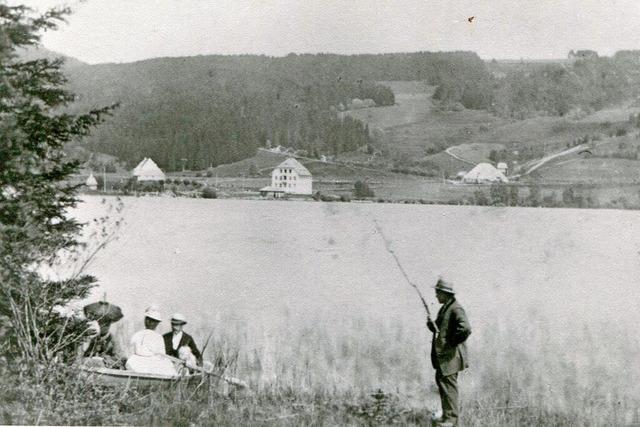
[4,309,629,425]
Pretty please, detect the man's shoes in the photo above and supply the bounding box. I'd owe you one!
[431,419,454,427]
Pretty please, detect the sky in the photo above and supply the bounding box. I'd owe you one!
[11,0,640,64]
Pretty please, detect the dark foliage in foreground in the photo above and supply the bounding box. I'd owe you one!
[0,4,112,369]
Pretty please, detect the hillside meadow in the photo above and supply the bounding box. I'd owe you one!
[28,196,640,425]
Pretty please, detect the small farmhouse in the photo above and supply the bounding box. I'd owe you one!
[462,163,508,184]
[132,157,166,182]
[260,158,313,197]
[85,173,98,191]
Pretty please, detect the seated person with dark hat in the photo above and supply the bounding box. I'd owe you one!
[81,300,125,368]
[163,313,202,368]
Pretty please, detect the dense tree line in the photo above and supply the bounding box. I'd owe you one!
[63,52,490,170]
[489,58,634,118]
[61,49,640,170]
[450,54,640,118]
[64,54,398,170]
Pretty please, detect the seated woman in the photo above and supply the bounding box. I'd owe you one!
[80,301,125,368]
[82,320,126,368]
[125,306,177,376]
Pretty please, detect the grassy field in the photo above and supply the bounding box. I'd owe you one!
[345,82,502,164]
[532,158,640,184]
[446,143,506,164]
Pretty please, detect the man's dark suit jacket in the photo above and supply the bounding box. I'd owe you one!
[163,332,202,364]
[430,298,471,376]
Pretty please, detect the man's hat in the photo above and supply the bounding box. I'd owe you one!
[171,313,187,325]
[144,306,162,321]
[433,277,455,294]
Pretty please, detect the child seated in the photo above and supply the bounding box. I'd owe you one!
[176,345,198,374]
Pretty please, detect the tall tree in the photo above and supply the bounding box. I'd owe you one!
[0,4,113,369]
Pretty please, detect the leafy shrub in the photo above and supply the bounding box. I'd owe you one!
[347,389,404,425]
[353,181,375,198]
[527,185,541,207]
[247,164,259,177]
[201,187,217,199]
[489,183,508,206]
[473,190,489,206]
[615,128,628,137]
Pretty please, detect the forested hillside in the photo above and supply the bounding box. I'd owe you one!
[56,48,640,171]
[462,54,640,118]
[63,52,489,170]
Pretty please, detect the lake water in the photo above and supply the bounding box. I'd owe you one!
[66,197,640,344]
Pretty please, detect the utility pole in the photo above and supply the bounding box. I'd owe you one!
[103,165,107,192]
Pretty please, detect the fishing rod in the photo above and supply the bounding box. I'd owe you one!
[372,218,437,332]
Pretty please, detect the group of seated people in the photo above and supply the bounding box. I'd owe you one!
[82,306,202,376]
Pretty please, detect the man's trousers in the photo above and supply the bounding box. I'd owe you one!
[435,370,459,425]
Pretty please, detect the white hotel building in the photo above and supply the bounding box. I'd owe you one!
[260,158,313,197]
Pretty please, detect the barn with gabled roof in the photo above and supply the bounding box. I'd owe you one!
[132,157,166,182]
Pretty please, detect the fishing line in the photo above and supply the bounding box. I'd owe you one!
[372,217,435,322]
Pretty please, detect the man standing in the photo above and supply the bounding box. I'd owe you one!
[427,278,472,427]
[163,313,202,366]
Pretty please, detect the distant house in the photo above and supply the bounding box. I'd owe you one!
[133,157,165,182]
[85,173,98,191]
[462,163,508,184]
[260,158,313,197]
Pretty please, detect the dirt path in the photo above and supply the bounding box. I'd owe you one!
[518,144,589,176]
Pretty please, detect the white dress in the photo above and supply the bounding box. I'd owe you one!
[125,329,177,375]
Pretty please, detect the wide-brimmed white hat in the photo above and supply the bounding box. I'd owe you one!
[171,313,187,325]
[433,277,455,294]
[144,306,162,321]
